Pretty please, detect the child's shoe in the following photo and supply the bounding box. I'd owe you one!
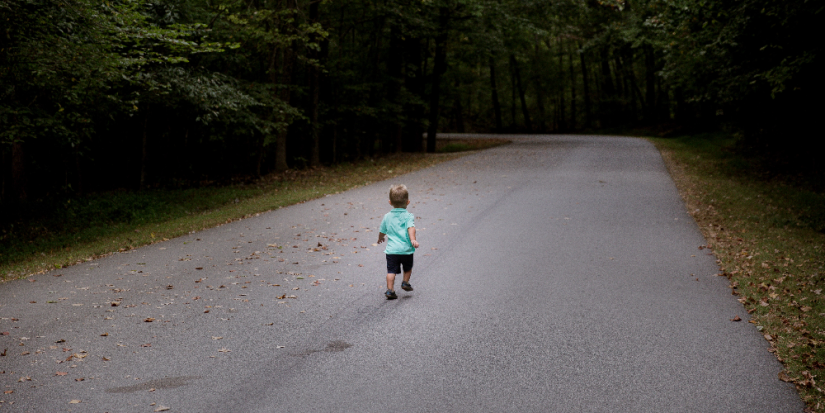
[385,289,398,300]
[401,281,413,291]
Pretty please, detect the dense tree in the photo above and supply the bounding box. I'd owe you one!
[2,0,821,208]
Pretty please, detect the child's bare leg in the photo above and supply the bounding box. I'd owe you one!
[402,270,412,284]
[386,273,396,291]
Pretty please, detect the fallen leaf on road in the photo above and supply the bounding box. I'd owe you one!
[4,390,13,394]
[102,357,110,361]
[779,371,793,382]
[141,343,152,348]
[155,406,170,412]
[56,372,68,376]
[731,316,741,322]
[144,318,156,322]
[100,333,109,337]
[75,378,84,382]
[69,400,81,404]
[764,334,774,341]
[18,377,31,382]
[212,336,223,340]
[218,348,230,353]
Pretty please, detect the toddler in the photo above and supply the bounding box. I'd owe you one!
[377,184,419,299]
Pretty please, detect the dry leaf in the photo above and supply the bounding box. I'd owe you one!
[56,371,68,376]
[155,406,171,412]
[211,336,223,340]
[4,390,13,394]
[144,318,156,322]
[218,348,231,353]
[778,371,793,382]
[69,399,81,404]
[764,334,774,341]
[100,332,109,337]
[731,316,741,322]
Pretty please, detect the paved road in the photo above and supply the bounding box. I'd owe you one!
[1,135,802,412]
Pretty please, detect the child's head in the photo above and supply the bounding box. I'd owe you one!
[389,184,409,208]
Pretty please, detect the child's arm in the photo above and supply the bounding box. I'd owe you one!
[408,227,419,249]
[377,232,386,244]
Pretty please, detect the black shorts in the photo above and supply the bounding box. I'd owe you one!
[386,254,414,274]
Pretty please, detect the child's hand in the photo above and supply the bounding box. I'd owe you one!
[377,233,385,244]
[411,240,419,248]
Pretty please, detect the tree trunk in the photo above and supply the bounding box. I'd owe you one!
[511,54,532,132]
[11,142,26,203]
[275,47,293,172]
[140,105,150,190]
[489,57,503,132]
[510,60,517,128]
[388,25,404,152]
[453,78,465,133]
[308,0,321,167]
[404,37,425,152]
[578,43,592,128]
[426,7,449,153]
[644,45,657,122]
[557,46,567,132]
[568,43,577,130]
[600,48,616,126]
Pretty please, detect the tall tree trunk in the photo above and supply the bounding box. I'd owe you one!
[623,50,645,123]
[11,142,25,204]
[557,46,567,132]
[453,78,465,133]
[532,39,546,132]
[275,47,293,172]
[568,43,577,130]
[387,25,404,152]
[308,0,321,167]
[489,57,503,132]
[510,61,517,128]
[644,45,657,122]
[140,105,150,190]
[578,43,592,128]
[404,37,425,152]
[600,48,616,126]
[426,7,449,153]
[511,54,532,132]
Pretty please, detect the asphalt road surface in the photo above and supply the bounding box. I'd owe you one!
[0,135,803,412]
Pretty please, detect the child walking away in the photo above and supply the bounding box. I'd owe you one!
[377,184,419,299]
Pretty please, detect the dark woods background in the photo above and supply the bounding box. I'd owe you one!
[2,0,823,208]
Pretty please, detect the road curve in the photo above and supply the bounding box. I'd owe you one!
[0,135,802,412]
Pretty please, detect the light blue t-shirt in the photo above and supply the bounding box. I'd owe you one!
[379,208,415,255]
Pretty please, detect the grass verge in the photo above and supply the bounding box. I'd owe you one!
[1,138,508,282]
[649,132,825,411]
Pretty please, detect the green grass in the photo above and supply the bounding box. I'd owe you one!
[1,148,510,281]
[649,131,825,410]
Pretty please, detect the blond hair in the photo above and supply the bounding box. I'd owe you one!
[389,184,409,208]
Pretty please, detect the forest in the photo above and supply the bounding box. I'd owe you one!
[1,0,822,206]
